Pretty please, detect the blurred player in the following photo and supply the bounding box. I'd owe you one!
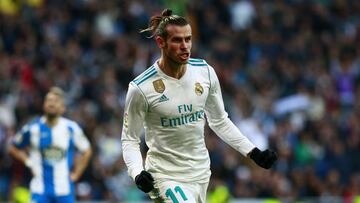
[9,87,92,203]
[121,8,277,203]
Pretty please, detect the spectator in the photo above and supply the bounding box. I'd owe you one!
[1,0,359,201]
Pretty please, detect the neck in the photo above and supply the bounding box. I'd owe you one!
[158,57,186,79]
[45,115,59,127]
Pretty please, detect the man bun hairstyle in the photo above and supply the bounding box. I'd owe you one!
[162,8,172,17]
[140,8,189,39]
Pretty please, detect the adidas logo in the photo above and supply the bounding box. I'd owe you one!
[159,94,169,102]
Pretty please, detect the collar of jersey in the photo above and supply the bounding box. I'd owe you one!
[155,60,189,83]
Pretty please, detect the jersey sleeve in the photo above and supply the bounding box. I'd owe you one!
[72,123,90,152]
[204,66,255,156]
[12,125,31,149]
[121,82,147,180]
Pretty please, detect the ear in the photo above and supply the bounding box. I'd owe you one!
[155,36,165,49]
[60,106,66,115]
[60,102,66,115]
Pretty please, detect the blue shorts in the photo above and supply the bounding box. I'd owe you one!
[31,193,75,203]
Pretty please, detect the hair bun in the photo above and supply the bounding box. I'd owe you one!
[161,8,172,17]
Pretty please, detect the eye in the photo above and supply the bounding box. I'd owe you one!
[173,38,182,43]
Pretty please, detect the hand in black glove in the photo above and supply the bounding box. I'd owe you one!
[249,148,277,169]
[135,170,154,193]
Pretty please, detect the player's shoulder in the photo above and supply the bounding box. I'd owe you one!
[187,58,215,81]
[28,117,41,125]
[132,64,159,87]
[187,58,209,68]
[60,117,82,130]
[22,117,42,130]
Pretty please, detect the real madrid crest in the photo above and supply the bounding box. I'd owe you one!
[195,82,203,96]
[153,79,165,93]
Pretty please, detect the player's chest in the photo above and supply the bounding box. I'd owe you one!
[147,78,209,116]
[30,125,71,150]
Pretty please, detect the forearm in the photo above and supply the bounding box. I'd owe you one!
[209,117,255,156]
[72,148,92,178]
[8,145,29,164]
[122,140,144,180]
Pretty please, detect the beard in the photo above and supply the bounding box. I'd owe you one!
[166,52,188,65]
[45,112,58,121]
[163,44,189,65]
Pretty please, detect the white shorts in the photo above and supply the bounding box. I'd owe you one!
[148,179,209,203]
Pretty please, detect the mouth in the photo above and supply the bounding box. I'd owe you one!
[179,53,189,60]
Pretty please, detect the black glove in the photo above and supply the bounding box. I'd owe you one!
[249,148,277,169]
[135,170,154,193]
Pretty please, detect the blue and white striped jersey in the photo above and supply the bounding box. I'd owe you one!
[13,116,90,196]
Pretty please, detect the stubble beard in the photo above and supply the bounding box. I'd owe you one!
[45,112,58,122]
[166,51,188,66]
[163,43,189,66]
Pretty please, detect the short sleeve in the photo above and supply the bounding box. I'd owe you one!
[12,125,31,149]
[71,123,90,152]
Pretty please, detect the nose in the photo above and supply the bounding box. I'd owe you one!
[180,40,187,49]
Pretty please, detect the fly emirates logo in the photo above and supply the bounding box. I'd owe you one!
[160,104,204,127]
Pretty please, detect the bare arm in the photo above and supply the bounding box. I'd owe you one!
[9,124,32,166]
[70,147,92,182]
[8,145,31,167]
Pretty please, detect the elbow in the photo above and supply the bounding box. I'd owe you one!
[81,147,92,161]
[208,117,229,129]
[122,139,141,150]
[86,147,93,158]
[7,144,18,157]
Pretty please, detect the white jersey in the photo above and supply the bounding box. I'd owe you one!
[122,58,255,183]
[12,116,90,195]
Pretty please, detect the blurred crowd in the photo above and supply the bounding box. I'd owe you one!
[0,0,359,202]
